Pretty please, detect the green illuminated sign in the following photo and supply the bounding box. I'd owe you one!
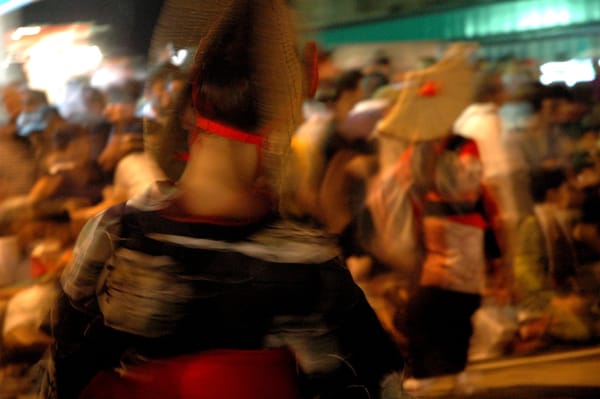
[317,0,600,45]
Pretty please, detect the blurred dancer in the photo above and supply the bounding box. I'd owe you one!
[368,45,501,395]
[42,1,403,399]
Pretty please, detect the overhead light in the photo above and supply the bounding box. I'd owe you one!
[540,58,595,87]
[517,8,570,29]
[171,49,188,66]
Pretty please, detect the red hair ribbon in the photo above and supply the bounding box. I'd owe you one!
[196,116,263,145]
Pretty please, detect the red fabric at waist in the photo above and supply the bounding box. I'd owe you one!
[79,348,300,399]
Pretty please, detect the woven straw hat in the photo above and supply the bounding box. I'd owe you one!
[376,43,478,142]
[146,0,308,188]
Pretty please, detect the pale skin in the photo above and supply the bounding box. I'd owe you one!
[164,100,272,221]
[169,47,319,222]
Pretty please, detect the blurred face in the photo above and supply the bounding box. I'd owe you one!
[1,86,23,118]
[149,78,185,123]
[64,134,93,165]
[104,102,135,123]
[557,100,587,123]
[149,78,167,110]
[21,92,44,113]
[164,80,185,110]
[82,91,106,118]
[577,165,600,189]
[98,132,144,172]
[555,180,584,209]
[490,76,507,105]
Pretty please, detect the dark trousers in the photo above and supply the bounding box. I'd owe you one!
[405,286,481,378]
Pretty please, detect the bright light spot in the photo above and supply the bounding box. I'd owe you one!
[90,58,136,90]
[171,49,188,66]
[25,40,103,103]
[518,8,570,29]
[90,67,118,89]
[540,59,595,87]
[557,10,570,24]
[11,26,41,41]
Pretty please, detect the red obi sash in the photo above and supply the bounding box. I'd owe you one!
[79,348,300,399]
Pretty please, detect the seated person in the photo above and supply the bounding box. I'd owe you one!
[97,84,144,175]
[0,123,106,234]
[514,167,595,347]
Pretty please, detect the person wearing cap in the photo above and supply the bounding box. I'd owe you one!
[42,1,403,398]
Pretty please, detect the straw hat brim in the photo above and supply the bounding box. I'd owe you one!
[377,43,478,142]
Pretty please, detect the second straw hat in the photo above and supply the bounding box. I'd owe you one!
[377,43,478,142]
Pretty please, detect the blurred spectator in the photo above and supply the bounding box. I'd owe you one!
[317,69,365,123]
[572,149,600,263]
[401,133,500,394]
[97,83,144,174]
[63,82,108,127]
[29,124,106,207]
[339,71,394,144]
[68,119,166,230]
[0,82,25,126]
[539,83,588,166]
[0,84,37,201]
[16,90,57,138]
[58,80,111,163]
[78,86,112,162]
[315,45,341,82]
[80,87,108,125]
[454,66,533,296]
[359,71,390,102]
[363,50,393,78]
[500,82,549,170]
[137,62,185,125]
[0,123,106,238]
[288,69,372,225]
[16,89,65,174]
[514,168,578,306]
[513,167,595,350]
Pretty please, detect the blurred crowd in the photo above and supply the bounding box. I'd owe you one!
[289,47,600,385]
[0,61,184,396]
[0,42,598,397]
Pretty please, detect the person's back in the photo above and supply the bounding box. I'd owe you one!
[44,1,403,398]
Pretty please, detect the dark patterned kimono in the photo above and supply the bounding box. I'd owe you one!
[43,183,403,399]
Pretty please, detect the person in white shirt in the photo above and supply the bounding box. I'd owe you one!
[454,67,534,297]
